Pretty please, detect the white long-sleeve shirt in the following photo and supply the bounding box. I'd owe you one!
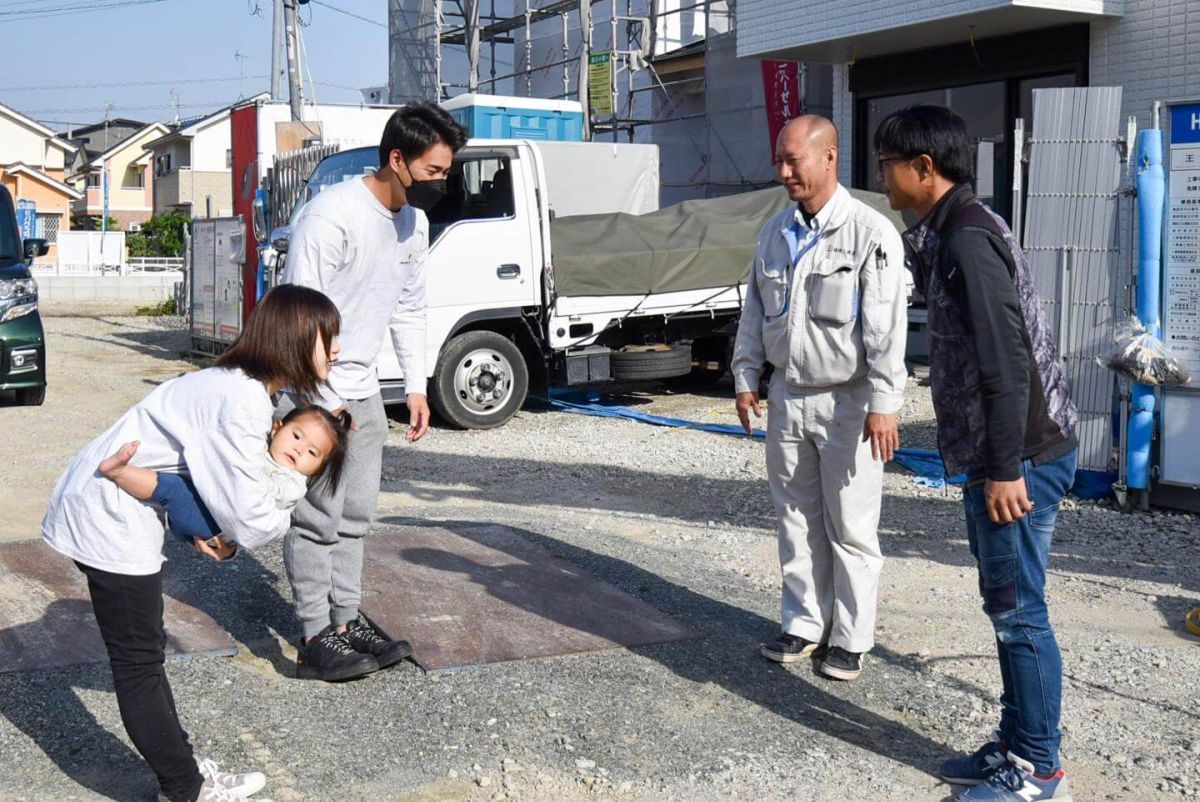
[283,176,429,405]
[42,367,291,575]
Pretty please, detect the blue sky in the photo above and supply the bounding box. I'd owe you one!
[1,0,389,131]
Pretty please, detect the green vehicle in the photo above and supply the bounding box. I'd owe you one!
[0,185,49,406]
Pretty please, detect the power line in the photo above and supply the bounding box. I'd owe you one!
[310,0,385,28]
[24,97,266,115]
[0,0,174,21]
[0,75,269,92]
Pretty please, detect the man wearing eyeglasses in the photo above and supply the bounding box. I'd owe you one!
[875,105,1077,802]
[732,115,908,682]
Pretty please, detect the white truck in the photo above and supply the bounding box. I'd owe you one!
[268,138,770,429]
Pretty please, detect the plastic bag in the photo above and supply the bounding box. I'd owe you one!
[1098,317,1190,386]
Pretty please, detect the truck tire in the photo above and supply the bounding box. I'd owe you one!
[430,330,529,430]
[610,345,692,381]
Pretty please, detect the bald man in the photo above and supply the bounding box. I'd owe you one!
[733,116,908,680]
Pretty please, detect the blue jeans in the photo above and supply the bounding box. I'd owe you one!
[963,449,1076,775]
[151,473,220,544]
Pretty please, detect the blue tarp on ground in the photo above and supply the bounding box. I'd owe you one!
[544,389,1115,500]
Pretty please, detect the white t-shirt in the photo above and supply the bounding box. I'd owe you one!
[283,176,429,405]
[260,451,309,510]
[42,368,292,575]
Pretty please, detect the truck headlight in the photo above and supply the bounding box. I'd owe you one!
[0,278,37,301]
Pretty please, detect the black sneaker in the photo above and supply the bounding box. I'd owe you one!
[296,625,380,682]
[818,646,863,680]
[343,618,413,669]
[760,633,822,663]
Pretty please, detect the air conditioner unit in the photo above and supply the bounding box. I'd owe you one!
[128,223,142,232]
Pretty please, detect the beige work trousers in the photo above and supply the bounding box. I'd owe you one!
[764,373,884,653]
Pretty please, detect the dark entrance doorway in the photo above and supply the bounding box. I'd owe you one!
[851,24,1089,224]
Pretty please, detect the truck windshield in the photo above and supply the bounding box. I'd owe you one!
[290,147,379,225]
[0,190,19,262]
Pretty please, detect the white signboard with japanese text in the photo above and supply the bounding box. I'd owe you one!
[1161,102,1200,486]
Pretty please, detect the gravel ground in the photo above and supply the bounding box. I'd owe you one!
[1,316,1198,802]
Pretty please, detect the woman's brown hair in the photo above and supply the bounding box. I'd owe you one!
[216,284,340,399]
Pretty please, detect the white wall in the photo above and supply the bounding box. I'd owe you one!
[190,116,232,172]
[1090,1,1200,132]
[0,116,67,171]
[811,1,1200,187]
[737,0,1124,58]
[252,103,400,179]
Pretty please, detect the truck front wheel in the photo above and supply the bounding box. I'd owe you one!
[430,330,529,430]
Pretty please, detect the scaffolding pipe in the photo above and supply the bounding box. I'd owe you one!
[466,0,481,92]
[561,12,570,98]
[435,0,444,100]
[477,55,581,86]
[524,0,533,96]
[580,0,591,139]
[610,0,618,142]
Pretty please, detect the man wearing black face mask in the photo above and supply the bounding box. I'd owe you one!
[281,102,468,682]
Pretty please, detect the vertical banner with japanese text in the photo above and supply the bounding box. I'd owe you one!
[761,60,802,160]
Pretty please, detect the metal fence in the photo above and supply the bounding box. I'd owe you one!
[1023,86,1126,473]
[32,257,184,276]
[265,143,342,231]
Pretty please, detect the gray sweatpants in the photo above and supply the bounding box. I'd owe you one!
[278,392,389,639]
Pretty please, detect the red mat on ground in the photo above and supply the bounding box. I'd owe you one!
[361,524,695,671]
[0,541,236,674]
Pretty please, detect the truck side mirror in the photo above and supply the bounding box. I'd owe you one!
[23,238,49,259]
[251,197,268,242]
[270,225,290,254]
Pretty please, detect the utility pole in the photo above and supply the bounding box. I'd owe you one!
[283,0,304,120]
[270,0,285,100]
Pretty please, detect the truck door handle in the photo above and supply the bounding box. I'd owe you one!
[497,264,521,279]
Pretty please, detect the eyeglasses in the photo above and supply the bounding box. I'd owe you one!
[877,156,909,173]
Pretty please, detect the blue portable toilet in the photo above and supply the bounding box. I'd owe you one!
[442,94,585,142]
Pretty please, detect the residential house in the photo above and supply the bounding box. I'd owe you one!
[0,102,81,262]
[61,118,146,177]
[143,105,239,218]
[68,122,169,229]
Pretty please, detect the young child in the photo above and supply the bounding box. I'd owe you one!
[98,405,350,558]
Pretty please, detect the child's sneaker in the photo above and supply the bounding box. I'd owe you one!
[198,758,267,797]
[939,733,1008,785]
[957,753,1072,801]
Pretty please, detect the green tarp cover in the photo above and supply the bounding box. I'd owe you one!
[549,185,905,297]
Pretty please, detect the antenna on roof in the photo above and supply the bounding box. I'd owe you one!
[235,50,248,100]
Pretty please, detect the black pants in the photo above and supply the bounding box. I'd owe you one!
[76,561,204,802]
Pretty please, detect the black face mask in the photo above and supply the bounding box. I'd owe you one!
[402,161,447,211]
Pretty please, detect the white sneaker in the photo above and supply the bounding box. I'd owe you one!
[159,780,274,802]
[198,758,268,798]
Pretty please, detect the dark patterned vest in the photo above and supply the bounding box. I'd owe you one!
[904,189,1077,476]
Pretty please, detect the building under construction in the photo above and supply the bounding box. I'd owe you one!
[387,1,832,205]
